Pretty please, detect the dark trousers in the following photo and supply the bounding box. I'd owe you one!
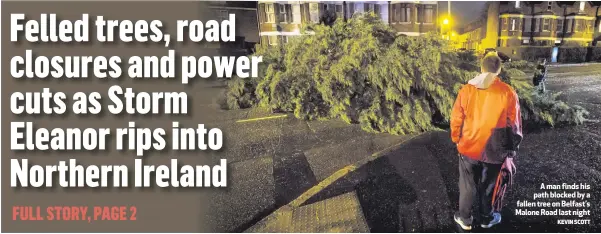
[458,155,502,224]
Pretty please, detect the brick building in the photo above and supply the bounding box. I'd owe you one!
[209,2,259,54]
[389,1,438,36]
[256,1,439,46]
[459,1,601,55]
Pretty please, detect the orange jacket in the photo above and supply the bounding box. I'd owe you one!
[451,73,523,164]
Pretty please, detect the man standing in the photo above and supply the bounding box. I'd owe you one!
[533,58,548,93]
[450,53,523,230]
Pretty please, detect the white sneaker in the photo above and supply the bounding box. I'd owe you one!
[481,212,502,228]
[454,213,472,231]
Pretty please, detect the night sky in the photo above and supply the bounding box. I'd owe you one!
[438,1,488,28]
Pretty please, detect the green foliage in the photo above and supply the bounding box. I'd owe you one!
[502,71,588,127]
[517,87,589,126]
[226,13,587,134]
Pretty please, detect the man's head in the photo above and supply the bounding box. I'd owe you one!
[481,53,503,75]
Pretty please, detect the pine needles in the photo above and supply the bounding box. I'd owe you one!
[225,13,588,135]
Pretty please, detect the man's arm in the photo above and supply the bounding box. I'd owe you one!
[506,89,523,157]
[450,88,465,144]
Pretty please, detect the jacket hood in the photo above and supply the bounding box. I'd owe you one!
[468,72,498,89]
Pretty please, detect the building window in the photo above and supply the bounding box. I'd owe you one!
[547,1,552,10]
[574,19,582,32]
[398,4,411,22]
[515,1,520,8]
[348,3,356,16]
[556,19,564,33]
[423,5,434,23]
[510,18,518,31]
[566,19,573,32]
[416,5,433,23]
[279,4,288,23]
[330,4,337,11]
[543,18,551,31]
[502,18,508,31]
[587,20,594,33]
[524,18,532,32]
[534,18,541,32]
[292,4,301,23]
[364,3,373,12]
[579,1,585,12]
[268,35,278,45]
[374,4,381,15]
[599,21,601,33]
[265,4,275,23]
[335,5,343,16]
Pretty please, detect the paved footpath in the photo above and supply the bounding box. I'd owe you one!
[244,63,601,233]
[201,100,414,232]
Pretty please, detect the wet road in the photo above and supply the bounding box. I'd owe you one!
[297,63,601,232]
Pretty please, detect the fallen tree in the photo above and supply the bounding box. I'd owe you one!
[226,13,588,135]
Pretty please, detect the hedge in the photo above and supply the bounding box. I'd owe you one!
[520,47,552,62]
[558,47,588,63]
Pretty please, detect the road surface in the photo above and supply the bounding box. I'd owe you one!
[203,63,601,232]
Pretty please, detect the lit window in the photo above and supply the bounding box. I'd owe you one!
[265,4,275,23]
[515,1,520,8]
[511,18,517,31]
[587,20,594,33]
[574,19,582,32]
[292,4,301,23]
[268,35,278,45]
[579,1,585,12]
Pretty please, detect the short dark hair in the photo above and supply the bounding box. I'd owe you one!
[482,53,502,74]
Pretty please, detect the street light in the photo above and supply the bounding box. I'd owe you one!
[441,17,450,40]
